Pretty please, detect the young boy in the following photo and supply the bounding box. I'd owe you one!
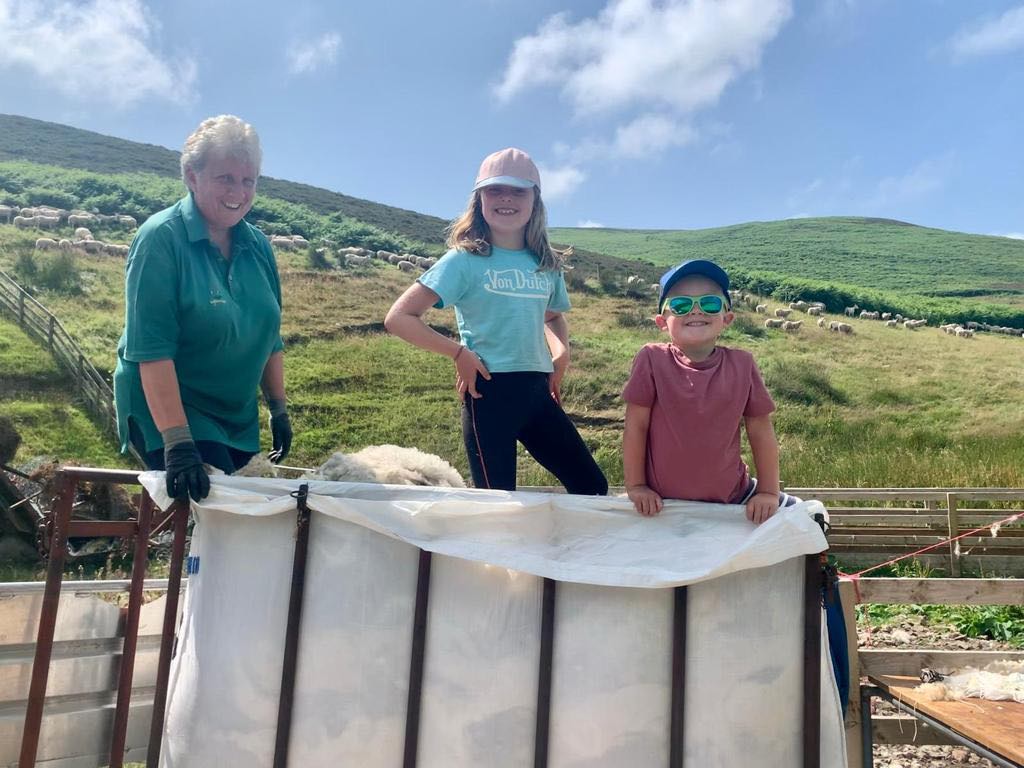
[622,259,797,523]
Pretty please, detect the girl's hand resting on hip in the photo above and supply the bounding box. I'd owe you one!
[454,346,491,398]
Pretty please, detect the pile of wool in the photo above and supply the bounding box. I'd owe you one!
[915,660,1024,703]
[307,444,465,488]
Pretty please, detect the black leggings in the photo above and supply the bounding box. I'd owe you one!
[461,372,608,495]
[129,419,255,474]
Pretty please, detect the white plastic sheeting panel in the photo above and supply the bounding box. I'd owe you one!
[139,473,846,767]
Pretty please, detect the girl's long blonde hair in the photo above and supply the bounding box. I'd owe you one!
[445,189,570,271]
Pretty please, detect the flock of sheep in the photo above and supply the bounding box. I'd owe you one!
[265,235,439,272]
[316,244,438,273]
[730,291,1024,341]
[1,204,136,231]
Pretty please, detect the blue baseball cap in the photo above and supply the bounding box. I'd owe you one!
[658,259,731,310]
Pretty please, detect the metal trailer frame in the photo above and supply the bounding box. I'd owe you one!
[19,467,828,768]
[859,685,1023,768]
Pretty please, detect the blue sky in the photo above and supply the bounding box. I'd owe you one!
[1,0,1022,237]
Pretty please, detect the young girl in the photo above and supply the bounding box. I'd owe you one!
[384,148,608,495]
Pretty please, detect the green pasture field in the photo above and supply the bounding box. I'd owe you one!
[3,228,1024,491]
[551,218,1024,299]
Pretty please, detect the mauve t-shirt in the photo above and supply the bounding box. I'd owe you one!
[622,343,775,503]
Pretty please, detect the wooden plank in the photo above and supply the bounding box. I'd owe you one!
[829,528,1024,540]
[861,649,1024,678]
[835,554,1024,577]
[0,579,174,597]
[0,699,152,765]
[948,493,962,577]
[870,715,956,746]
[0,643,161,702]
[855,578,1024,605]
[838,580,862,768]
[827,543,1024,555]
[832,515,1020,527]
[828,536,1024,549]
[869,673,1024,764]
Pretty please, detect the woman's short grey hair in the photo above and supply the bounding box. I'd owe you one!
[180,115,262,182]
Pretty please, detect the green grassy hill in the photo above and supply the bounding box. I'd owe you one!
[0,113,450,247]
[553,219,1024,325]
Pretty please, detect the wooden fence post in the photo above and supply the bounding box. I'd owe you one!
[839,579,862,768]
[946,493,960,577]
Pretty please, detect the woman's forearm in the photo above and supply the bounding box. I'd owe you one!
[260,351,286,401]
[139,359,187,432]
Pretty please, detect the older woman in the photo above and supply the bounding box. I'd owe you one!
[113,115,292,501]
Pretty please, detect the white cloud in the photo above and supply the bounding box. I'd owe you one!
[611,113,697,159]
[286,32,342,75]
[999,232,1024,240]
[0,0,196,107]
[950,5,1024,59]
[495,0,792,116]
[537,163,586,201]
[870,154,954,208]
[578,219,605,228]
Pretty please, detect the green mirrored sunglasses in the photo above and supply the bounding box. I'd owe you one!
[662,294,726,316]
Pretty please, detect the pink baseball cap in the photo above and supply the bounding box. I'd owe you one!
[473,147,541,192]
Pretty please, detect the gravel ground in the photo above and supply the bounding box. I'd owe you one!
[859,615,1016,768]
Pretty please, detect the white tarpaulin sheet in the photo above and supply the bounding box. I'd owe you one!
[139,473,846,767]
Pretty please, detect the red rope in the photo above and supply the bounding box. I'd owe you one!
[836,510,1022,584]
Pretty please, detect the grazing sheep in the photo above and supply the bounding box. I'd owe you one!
[34,237,59,250]
[817,317,826,328]
[885,319,898,328]
[344,254,371,267]
[307,445,466,487]
[764,318,785,329]
[12,215,32,228]
[270,235,295,250]
[0,204,15,223]
[837,322,853,334]
[67,213,96,228]
[58,238,73,251]
[397,259,416,272]
[117,215,138,228]
[881,312,892,321]
[755,304,768,314]
[377,250,398,262]
[807,306,823,316]
[291,235,310,248]
[339,246,369,257]
[781,320,802,332]
[74,227,93,240]
[77,239,106,254]
[649,283,660,293]
[789,300,808,311]
[774,308,792,318]
[626,275,643,287]
[859,310,880,320]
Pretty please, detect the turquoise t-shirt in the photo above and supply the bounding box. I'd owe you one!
[113,194,284,454]
[418,247,570,373]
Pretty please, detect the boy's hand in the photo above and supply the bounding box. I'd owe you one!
[627,484,663,516]
[745,491,779,524]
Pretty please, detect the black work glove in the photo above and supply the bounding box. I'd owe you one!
[163,439,210,501]
[267,399,292,463]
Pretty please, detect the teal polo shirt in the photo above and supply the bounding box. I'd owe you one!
[113,194,284,454]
